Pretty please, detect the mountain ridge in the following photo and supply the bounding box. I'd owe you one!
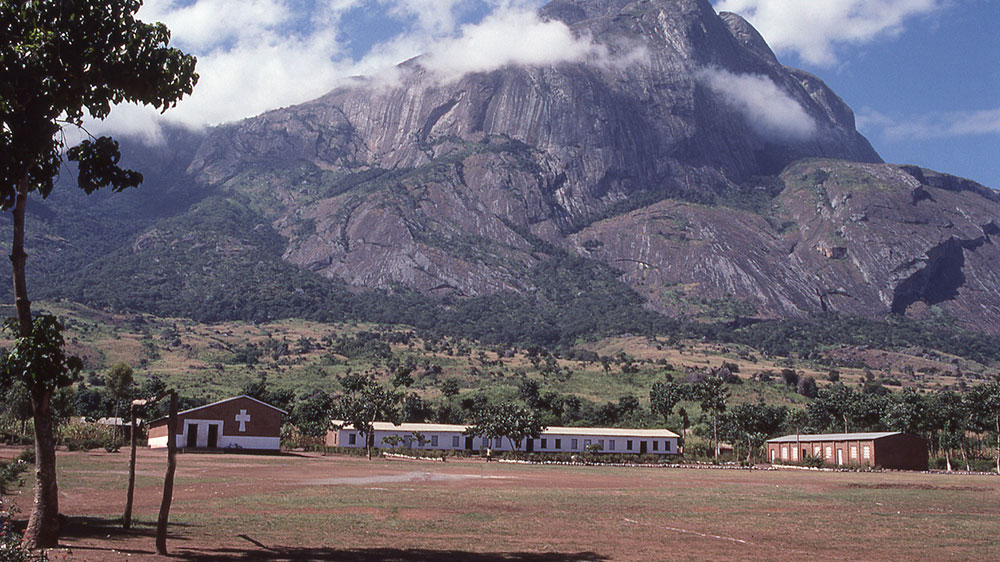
[9,0,1000,336]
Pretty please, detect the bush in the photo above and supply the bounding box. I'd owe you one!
[800,454,825,468]
[15,449,34,465]
[0,498,30,562]
[59,422,116,451]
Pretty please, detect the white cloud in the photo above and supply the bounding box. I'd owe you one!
[697,67,817,141]
[380,0,466,36]
[714,0,943,66]
[858,107,1000,140]
[419,8,607,81]
[84,0,629,143]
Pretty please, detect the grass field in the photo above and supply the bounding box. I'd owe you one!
[4,446,1000,561]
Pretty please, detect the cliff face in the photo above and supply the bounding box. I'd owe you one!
[570,159,1000,326]
[26,0,1000,333]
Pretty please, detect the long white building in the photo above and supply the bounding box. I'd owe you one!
[327,421,680,455]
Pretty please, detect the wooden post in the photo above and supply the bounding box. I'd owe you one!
[155,391,177,555]
[123,403,137,529]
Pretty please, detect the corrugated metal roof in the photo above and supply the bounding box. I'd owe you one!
[150,395,289,424]
[331,421,679,438]
[767,432,902,443]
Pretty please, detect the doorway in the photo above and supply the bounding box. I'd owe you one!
[207,424,219,448]
[837,448,844,465]
[186,424,198,448]
[639,441,647,454]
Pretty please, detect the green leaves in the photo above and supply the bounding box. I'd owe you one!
[1,315,82,391]
[67,137,143,194]
[465,403,544,450]
[0,0,198,207]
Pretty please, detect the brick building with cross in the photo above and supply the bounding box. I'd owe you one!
[148,395,287,452]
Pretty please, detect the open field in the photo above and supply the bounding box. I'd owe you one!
[4,447,1000,560]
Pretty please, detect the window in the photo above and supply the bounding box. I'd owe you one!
[452,436,460,448]
[791,447,797,461]
[781,446,789,460]
[598,439,604,449]
[665,441,671,453]
[555,439,562,449]
[609,440,615,451]
[584,439,592,448]
[431,435,439,447]
[541,439,547,449]
[813,445,821,456]
[825,446,833,459]
[863,445,871,460]
[348,433,356,446]
[850,445,857,459]
[627,440,633,450]
[652,441,659,451]
[572,439,578,450]
[496,437,504,448]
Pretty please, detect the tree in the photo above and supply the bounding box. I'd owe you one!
[0,1,197,547]
[292,391,333,439]
[721,402,786,464]
[883,388,927,436]
[466,403,544,452]
[965,380,1000,474]
[105,362,134,440]
[695,374,729,461]
[649,380,684,425]
[927,390,968,472]
[0,317,82,547]
[808,384,857,432]
[333,374,400,460]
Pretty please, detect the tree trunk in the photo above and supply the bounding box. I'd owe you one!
[12,173,61,549]
[712,414,719,461]
[156,392,177,555]
[960,441,971,472]
[22,387,60,548]
[124,404,137,530]
[944,447,952,472]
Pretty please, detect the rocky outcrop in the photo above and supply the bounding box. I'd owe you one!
[569,159,1000,327]
[45,1,1000,333]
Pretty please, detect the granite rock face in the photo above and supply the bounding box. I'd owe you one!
[122,0,1000,330]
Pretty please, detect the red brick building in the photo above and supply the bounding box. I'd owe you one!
[148,395,286,452]
[766,432,928,471]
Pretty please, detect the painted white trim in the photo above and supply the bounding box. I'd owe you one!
[331,426,679,455]
[148,435,168,448]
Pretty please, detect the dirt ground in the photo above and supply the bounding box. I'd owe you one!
[3,446,1000,561]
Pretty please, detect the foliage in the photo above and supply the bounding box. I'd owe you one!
[465,403,544,451]
[1,316,82,391]
[332,373,400,458]
[0,497,30,562]
[649,379,684,424]
[58,421,116,452]
[292,391,333,438]
[720,402,787,464]
[0,0,197,209]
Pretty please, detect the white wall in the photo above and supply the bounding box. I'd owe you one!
[149,418,280,451]
[334,428,678,455]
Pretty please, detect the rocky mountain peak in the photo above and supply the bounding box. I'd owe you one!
[63,0,999,336]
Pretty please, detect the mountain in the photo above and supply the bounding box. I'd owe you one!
[11,0,1000,337]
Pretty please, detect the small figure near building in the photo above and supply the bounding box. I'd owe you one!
[148,395,286,452]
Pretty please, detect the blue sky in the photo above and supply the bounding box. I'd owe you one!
[102,0,998,189]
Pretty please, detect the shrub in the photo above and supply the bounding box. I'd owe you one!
[59,422,116,451]
[0,497,30,562]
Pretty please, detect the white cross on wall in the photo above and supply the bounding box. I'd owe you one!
[235,409,251,432]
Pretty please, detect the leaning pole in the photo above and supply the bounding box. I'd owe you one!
[155,391,178,555]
